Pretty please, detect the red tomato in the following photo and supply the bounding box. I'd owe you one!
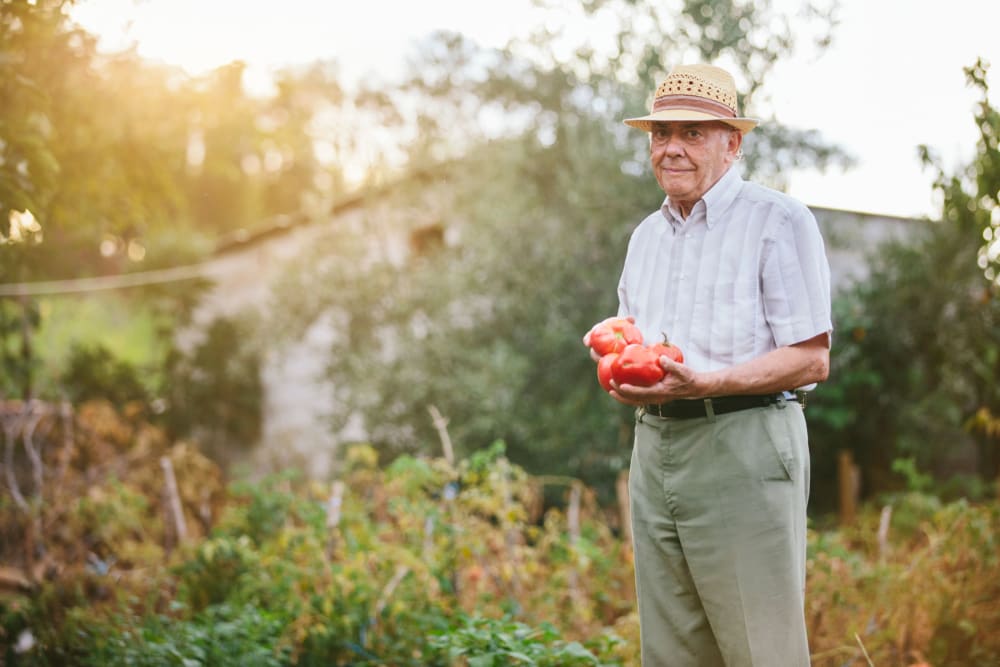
[597,353,618,392]
[649,335,684,364]
[611,343,665,386]
[587,317,643,356]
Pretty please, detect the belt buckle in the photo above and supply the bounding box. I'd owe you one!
[795,390,808,410]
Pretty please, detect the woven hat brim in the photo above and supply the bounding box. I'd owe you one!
[623,109,758,134]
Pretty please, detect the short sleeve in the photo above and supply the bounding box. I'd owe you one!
[761,206,833,348]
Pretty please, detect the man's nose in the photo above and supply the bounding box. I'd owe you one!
[664,138,684,156]
[654,136,684,158]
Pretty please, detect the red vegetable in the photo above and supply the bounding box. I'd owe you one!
[649,334,684,365]
[597,353,618,392]
[611,343,665,387]
[586,317,643,356]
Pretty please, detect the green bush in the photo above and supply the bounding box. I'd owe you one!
[83,603,289,667]
[430,615,623,666]
[61,343,150,407]
[163,316,263,458]
[2,408,998,667]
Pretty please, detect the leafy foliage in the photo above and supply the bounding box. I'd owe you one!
[268,1,852,499]
[61,343,150,407]
[1,404,998,666]
[3,0,857,492]
[0,0,62,223]
[806,496,1000,666]
[84,603,290,667]
[0,298,39,398]
[430,616,620,666]
[0,1,346,412]
[2,3,348,283]
[162,316,264,460]
[806,60,1000,507]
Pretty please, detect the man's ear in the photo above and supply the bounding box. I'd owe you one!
[728,129,743,157]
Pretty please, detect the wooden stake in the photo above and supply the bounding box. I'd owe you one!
[568,481,582,542]
[325,480,345,558]
[616,469,632,547]
[422,516,435,563]
[326,480,345,530]
[499,460,522,602]
[567,481,583,606]
[160,456,188,544]
[838,450,860,524]
[877,505,892,561]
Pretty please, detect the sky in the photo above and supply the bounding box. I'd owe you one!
[70,0,1000,220]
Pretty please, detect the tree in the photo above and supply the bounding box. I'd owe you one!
[271,1,851,499]
[913,59,1000,484]
[0,2,349,409]
[806,60,1000,506]
[2,0,72,398]
[163,317,263,464]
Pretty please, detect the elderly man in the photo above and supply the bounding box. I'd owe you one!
[607,64,832,666]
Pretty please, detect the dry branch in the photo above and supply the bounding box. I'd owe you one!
[370,564,411,637]
[2,404,30,511]
[427,405,454,465]
[21,404,44,497]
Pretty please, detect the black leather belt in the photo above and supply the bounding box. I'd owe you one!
[643,393,799,420]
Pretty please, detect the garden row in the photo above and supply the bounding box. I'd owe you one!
[1,401,998,665]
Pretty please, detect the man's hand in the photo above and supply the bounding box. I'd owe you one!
[608,332,830,405]
[610,355,702,405]
[583,316,636,362]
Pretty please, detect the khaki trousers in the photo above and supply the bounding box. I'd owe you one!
[628,400,811,666]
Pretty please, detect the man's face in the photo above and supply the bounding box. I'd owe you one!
[649,121,741,208]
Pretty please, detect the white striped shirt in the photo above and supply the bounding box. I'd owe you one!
[617,166,832,378]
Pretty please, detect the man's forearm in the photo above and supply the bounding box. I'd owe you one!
[696,333,830,397]
[610,332,830,404]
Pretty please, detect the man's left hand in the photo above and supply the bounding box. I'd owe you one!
[610,355,701,405]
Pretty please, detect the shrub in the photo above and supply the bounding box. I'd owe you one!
[2,404,999,666]
[62,343,150,407]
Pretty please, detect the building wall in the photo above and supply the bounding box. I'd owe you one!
[187,205,924,478]
[179,208,374,478]
[813,206,918,289]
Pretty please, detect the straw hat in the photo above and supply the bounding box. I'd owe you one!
[623,64,758,134]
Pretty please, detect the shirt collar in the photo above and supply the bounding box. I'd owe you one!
[660,166,743,230]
